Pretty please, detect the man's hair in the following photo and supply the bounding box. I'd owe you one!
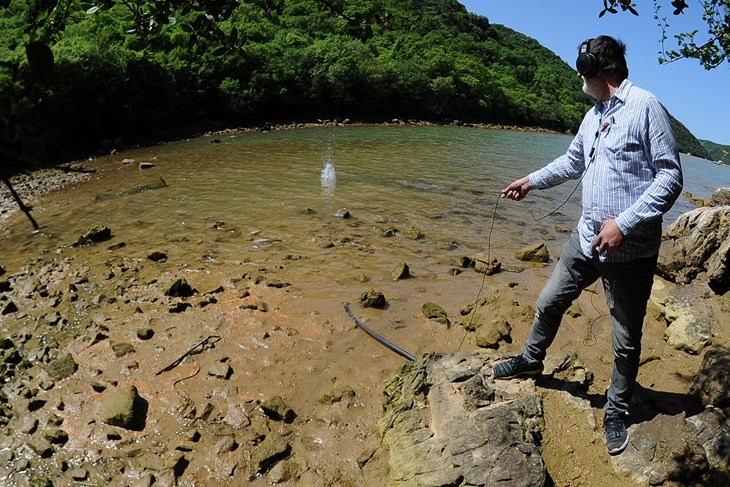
[590,35,629,81]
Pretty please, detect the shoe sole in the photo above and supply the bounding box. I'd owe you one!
[493,368,544,380]
[607,432,630,455]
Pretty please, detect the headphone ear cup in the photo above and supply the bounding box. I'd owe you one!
[576,40,599,78]
[577,52,599,78]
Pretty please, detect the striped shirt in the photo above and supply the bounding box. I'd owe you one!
[529,79,683,262]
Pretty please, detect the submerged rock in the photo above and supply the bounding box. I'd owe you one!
[472,252,501,275]
[75,225,112,246]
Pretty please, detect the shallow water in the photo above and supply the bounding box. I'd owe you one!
[1,125,728,484]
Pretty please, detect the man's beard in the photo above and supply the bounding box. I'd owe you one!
[582,76,600,99]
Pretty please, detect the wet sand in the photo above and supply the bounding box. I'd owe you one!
[1,146,728,486]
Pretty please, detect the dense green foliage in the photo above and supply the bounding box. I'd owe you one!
[700,139,730,165]
[0,0,715,166]
[1,0,592,164]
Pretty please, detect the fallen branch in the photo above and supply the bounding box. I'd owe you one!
[156,335,221,375]
[1,170,39,231]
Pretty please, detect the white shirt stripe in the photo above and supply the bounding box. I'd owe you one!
[529,80,683,262]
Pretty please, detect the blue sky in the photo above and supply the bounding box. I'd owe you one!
[458,1,730,145]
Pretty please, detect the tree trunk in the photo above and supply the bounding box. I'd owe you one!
[1,169,40,231]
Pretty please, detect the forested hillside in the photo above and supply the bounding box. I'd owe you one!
[0,0,711,165]
[670,117,713,160]
[700,140,730,165]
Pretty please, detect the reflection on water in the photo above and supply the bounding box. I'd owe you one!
[2,126,728,286]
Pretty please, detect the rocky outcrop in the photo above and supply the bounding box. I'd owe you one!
[690,346,730,409]
[657,206,730,294]
[612,409,730,486]
[378,352,546,487]
[710,188,730,207]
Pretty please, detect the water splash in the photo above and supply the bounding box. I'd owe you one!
[321,139,336,194]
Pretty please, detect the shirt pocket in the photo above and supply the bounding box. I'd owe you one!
[603,122,642,167]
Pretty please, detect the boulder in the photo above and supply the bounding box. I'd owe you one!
[99,385,147,430]
[657,206,730,293]
[378,352,546,486]
[543,350,593,389]
[612,410,730,485]
[690,347,730,408]
[664,316,712,355]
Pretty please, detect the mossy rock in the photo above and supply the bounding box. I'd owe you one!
[392,263,410,281]
[475,318,512,349]
[515,243,550,263]
[422,302,450,326]
[404,226,423,240]
[565,305,583,318]
[358,289,386,309]
[43,353,77,381]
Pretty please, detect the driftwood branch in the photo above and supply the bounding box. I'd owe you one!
[1,170,39,231]
[156,335,221,375]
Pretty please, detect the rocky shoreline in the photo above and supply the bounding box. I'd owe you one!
[1,130,729,486]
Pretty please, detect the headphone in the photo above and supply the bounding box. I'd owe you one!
[576,39,600,78]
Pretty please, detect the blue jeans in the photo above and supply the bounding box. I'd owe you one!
[523,232,657,416]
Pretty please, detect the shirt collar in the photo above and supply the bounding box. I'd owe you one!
[598,79,632,112]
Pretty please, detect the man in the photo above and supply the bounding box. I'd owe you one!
[493,36,683,455]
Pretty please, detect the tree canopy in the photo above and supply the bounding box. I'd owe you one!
[0,0,723,171]
[599,0,729,69]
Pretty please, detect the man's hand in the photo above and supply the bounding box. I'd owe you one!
[501,176,533,201]
[591,219,624,254]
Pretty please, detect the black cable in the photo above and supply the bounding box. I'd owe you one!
[458,193,501,351]
[344,303,416,361]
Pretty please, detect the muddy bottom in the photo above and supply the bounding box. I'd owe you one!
[1,151,728,486]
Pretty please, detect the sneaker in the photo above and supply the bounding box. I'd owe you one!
[492,355,544,380]
[604,413,629,455]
